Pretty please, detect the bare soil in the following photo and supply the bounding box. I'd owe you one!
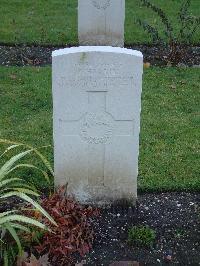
[0,44,199,67]
[85,192,200,265]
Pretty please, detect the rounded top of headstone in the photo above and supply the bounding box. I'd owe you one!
[52,46,143,58]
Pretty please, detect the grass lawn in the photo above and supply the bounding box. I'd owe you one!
[0,66,199,191]
[0,0,199,46]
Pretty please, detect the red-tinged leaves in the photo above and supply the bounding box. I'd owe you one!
[34,186,99,265]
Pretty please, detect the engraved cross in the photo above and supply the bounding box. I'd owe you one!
[59,91,134,186]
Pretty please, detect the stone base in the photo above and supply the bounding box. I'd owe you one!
[79,34,124,47]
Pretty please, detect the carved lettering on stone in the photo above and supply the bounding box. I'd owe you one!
[91,0,111,10]
[52,47,143,205]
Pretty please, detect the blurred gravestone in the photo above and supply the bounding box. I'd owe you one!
[78,0,125,46]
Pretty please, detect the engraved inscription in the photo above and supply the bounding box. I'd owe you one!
[92,0,111,10]
[57,76,133,90]
[58,90,135,194]
[74,63,124,76]
[80,112,113,144]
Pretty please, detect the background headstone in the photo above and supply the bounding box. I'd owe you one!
[52,46,143,206]
[78,0,125,47]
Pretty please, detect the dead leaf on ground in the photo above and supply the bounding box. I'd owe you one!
[75,260,86,266]
[17,252,29,266]
[38,254,51,266]
[167,62,172,67]
[144,62,151,68]
[17,253,51,266]
[9,74,17,80]
[179,80,186,85]
[26,58,34,65]
[170,84,177,89]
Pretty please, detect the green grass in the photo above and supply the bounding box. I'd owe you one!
[0,67,53,187]
[139,67,200,191]
[0,66,199,191]
[0,0,199,46]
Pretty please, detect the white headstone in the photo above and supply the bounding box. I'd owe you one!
[52,46,143,206]
[78,0,125,47]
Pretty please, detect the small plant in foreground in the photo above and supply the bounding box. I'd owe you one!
[0,139,56,266]
[174,228,186,239]
[34,186,99,265]
[135,0,200,64]
[128,225,156,247]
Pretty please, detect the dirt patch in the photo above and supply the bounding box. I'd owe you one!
[85,192,200,265]
[1,192,199,265]
[0,44,199,67]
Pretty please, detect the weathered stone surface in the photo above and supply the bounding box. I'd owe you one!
[52,46,143,205]
[78,0,125,47]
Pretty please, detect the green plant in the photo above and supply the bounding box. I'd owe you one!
[136,0,200,64]
[128,225,156,247]
[174,228,186,238]
[0,140,56,266]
